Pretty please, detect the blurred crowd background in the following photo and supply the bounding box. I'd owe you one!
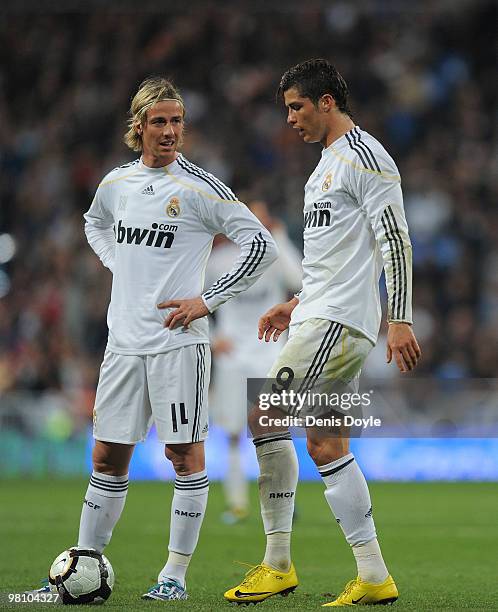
[0,0,496,428]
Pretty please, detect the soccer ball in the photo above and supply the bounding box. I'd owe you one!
[48,547,114,605]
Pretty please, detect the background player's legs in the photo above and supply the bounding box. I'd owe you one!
[248,406,298,572]
[223,433,249,522]
[158,442,209,588]
[307,429,389,584]
[78,441,134,552]
[211,357,249,522]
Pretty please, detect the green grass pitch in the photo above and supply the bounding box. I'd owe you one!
[1,480,496,610]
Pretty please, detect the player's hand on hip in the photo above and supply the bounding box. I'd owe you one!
[386,322,422,373]
[258,299,297,343]
[158,296,209,329]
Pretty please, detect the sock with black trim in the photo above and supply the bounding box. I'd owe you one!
[159,470,209,587]
[254,432,298,572]
[78,471,129,553]
[319,453,388,583]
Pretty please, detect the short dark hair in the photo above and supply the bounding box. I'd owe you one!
[277,59,353,118]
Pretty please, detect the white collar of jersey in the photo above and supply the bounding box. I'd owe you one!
[139,155,180,172]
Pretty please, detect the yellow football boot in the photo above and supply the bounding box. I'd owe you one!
[323,575,398,607]
[224,563,298,604]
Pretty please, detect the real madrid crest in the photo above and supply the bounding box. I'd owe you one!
[166,197,181,218]
[321,173,333,192]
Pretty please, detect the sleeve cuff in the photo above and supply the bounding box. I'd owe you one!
[201,294,216,313]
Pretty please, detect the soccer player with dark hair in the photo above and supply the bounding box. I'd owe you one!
[225,59,421,607]
[29,76,278,602]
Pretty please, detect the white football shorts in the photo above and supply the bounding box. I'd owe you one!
[264,318,374,417]
[93,344,211,444]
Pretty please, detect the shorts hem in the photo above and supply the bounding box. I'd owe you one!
[93,435,145,445]
[156,433,209,445]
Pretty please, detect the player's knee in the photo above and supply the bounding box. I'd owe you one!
[247,407,262,435]
[92,455,124,476]
[92,442,132,475]
[164,445,184,472]
[248,405,283,436]
[165,443,204,475]
[306,437,346,465]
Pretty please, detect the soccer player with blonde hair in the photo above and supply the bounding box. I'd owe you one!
[30,76,278,601]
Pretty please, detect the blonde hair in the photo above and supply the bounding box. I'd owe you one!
[124,77,185,152]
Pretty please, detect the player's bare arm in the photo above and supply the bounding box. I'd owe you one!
[386,322,421,373]
[258,296,299,342]
[158,297,209,329]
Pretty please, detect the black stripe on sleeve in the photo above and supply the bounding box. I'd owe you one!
[386,206,407,319]
[203,237,258,299]
[246,234,267,277]
[381,213,399,319]
[183,158,236,200]
[203,233,267,299]
[351,129,378,172]
[183,157,236,200]
[345,131,373,171]
[177,155,235,200]
[353,128,381,172]
[176,156,228,200]
[382,208,407,319]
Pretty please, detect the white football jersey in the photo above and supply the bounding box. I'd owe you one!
[291,126,413,344]
[207,228,303,362]
[84,154,278,355]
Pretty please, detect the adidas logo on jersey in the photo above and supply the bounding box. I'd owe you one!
[141,184,155,195]
[116,219,177,249]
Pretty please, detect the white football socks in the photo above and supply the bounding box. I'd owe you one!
[352,539,389,584]
[159,470,209,587]
[224,438,249,513]
[78,471,128,553]
[319,453,389,584]
[254,432,298,572]
[264,532,292,571]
